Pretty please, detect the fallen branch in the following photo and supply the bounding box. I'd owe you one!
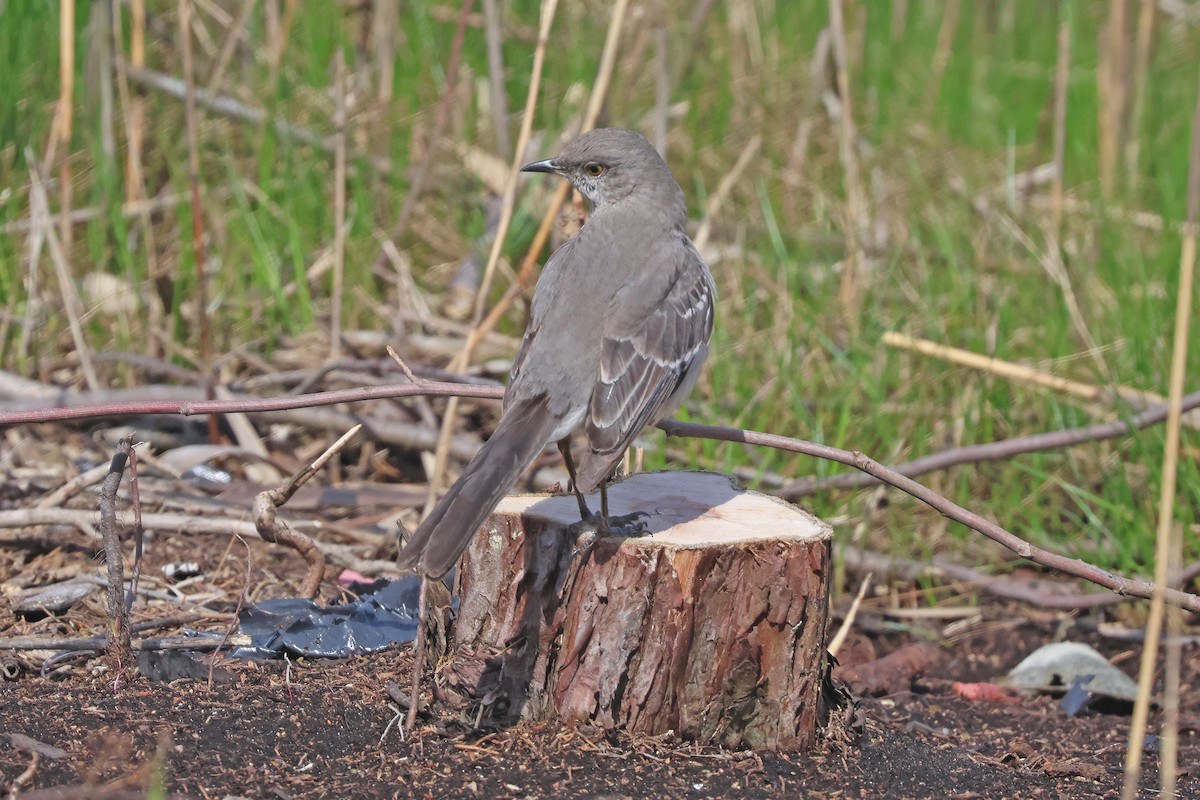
[780,388,1200,498]
[4,381,1198,613]
[840,545,1130,610]
[253,425,362,597]
[658,419,1200,614]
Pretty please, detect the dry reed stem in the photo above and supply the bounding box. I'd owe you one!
[922,0,960,115]
[266,0,298,99]
[1050,4,1070,241]
[828,0,866,328]
[373,0,398,103]
[111,0,163,353]
[889,0,908,42]
[1126,0,1156,180]
[827,572,872,659]
[57,0,74,253]
[881,331,1192,420]
[694,133,762,252]
[652,10,669,157]
[423,0,564,515]
[1120,71,1200,800]
[1098,0,1130,198]
[25,151,99,391]
[481,0,510,155]
[779,388,1200,499]
[206,0,257,95]
[94,1,117,163]
[331,50,347,361]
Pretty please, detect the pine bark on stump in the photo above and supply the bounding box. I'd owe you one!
[444,471,833,750]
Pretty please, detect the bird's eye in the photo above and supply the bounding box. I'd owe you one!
[585,163,605,177]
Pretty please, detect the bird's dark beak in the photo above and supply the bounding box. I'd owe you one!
[520,158,561,175]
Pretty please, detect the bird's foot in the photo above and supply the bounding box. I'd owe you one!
[599,510,651,537]
[568,510,650,537]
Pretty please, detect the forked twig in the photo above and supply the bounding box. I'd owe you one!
[253,425,363,597]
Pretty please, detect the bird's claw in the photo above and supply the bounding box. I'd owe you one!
[601,510,651,537]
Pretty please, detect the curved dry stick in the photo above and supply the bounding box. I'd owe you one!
[253,425,362,598]
[658,419,1200,615]
[4,381,1197,612]
[98,435,134,675]
[780,389,1200,499]
[0,380,504,425]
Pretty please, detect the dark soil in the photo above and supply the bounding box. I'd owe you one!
[1,608,1196,799]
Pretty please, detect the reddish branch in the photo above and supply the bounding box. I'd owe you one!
[658,419,1200,614]
[5,381,1199,613]
[780,389,1200,498]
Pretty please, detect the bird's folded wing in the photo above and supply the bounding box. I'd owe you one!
[578,249,715,488]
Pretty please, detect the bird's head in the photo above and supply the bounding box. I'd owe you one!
[521,128,680,210]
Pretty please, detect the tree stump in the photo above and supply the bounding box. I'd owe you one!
[445,471,833,750]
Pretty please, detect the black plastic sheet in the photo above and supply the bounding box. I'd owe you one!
[232,577,423,659]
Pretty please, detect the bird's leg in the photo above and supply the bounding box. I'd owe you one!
[597,476,650,536]
[557,439,595,521]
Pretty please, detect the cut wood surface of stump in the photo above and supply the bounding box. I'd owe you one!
[447,471,833,750]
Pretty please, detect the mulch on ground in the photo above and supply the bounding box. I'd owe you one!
[1,607,1195,799]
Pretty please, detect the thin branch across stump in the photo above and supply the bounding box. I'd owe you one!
[447,471,833,750]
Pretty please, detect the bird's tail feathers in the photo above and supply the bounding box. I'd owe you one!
[396,399,560,578]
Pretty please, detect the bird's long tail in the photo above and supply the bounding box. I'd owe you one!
[396,398,560,579]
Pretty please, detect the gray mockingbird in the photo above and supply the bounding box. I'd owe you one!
[397,128,716,579]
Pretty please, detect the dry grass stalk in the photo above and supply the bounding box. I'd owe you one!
[882,331,1200,430]
[1098,0,1130,198]
[331,50,348,361]
[26,150,99,391]
[694,133,762,252]
[56,0,75,254]
[1120,71,1200,800]
[922,0,960,115]
[111,0,163,353]
[481,0,510,155]
[652,10,669,157]
[266,0,299,98]
[206,0,258,95]
[828,0,867,328]
[889,0,908,42]
[827,572,872,659]
[373,0,398,103]
[1126,0,1156,180]
[1050,4,1071,240]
